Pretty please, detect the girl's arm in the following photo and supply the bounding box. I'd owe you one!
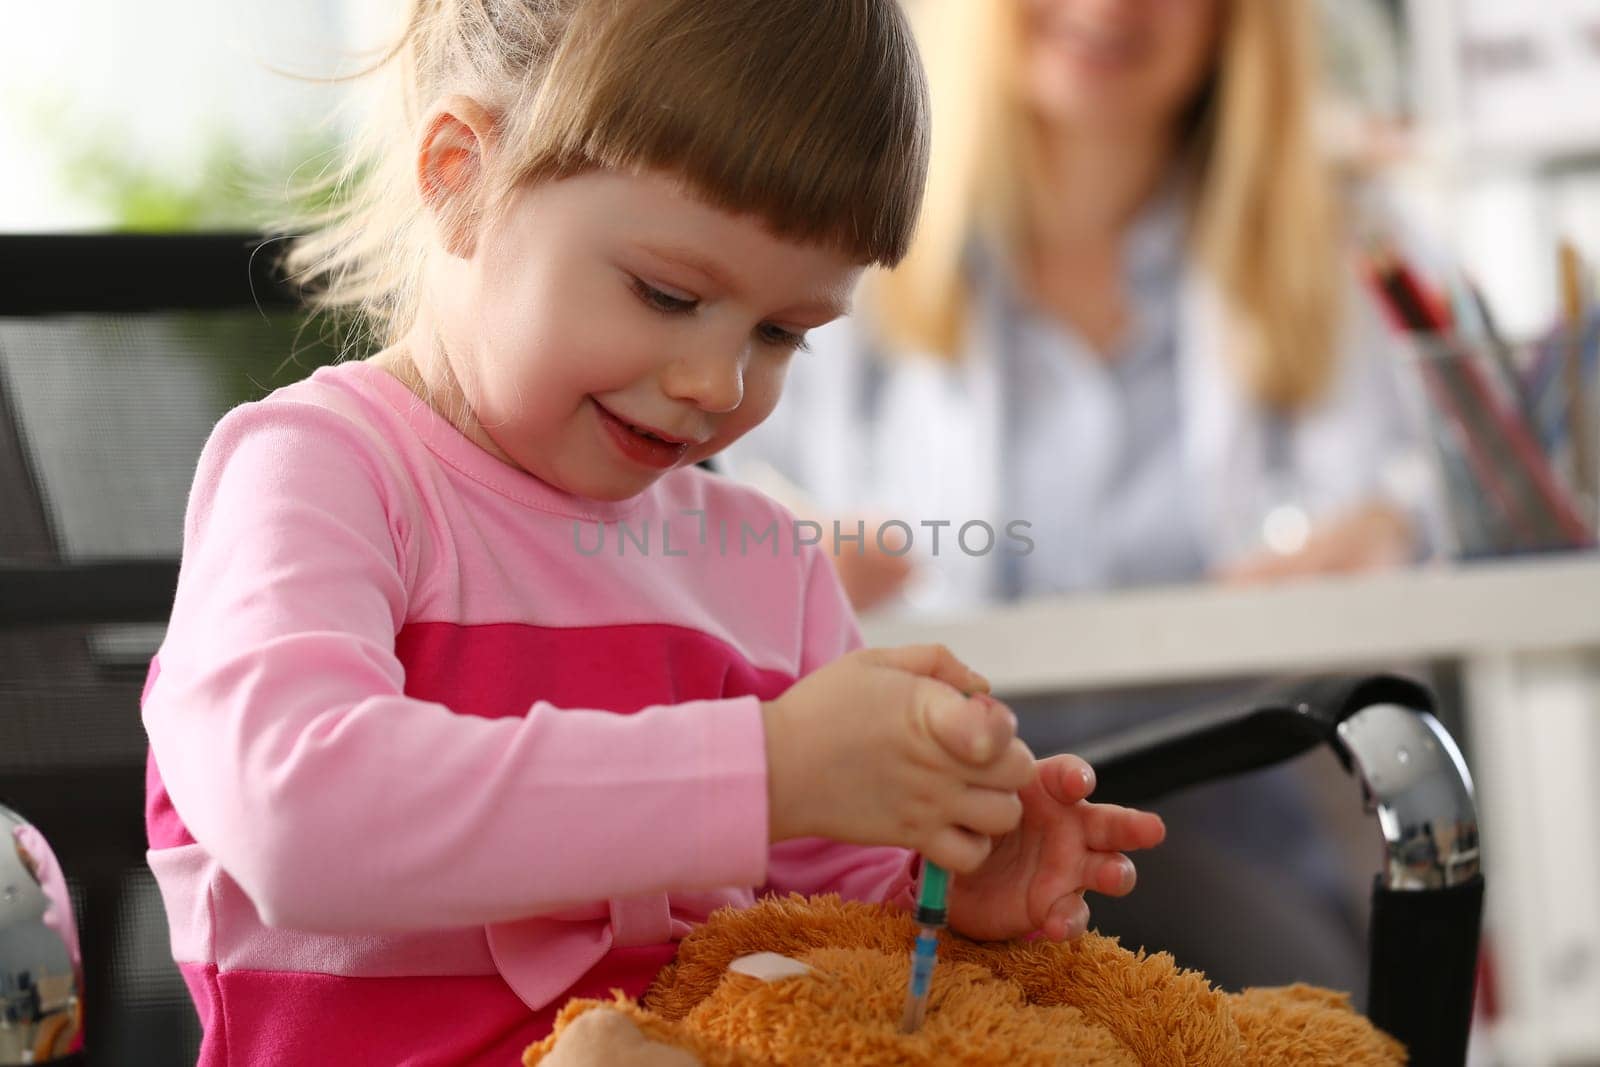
[759,543,919,909]
[144,402,772,933]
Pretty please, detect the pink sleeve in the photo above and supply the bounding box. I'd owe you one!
[143,404,770,933]
[760,544,918,909]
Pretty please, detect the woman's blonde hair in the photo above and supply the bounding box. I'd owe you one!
[875,0,1341,412]
[279,0,930,351]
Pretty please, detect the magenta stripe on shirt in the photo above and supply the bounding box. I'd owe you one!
[178,944,676,1066]
[145,618,795,1062]
[147,618,795,851]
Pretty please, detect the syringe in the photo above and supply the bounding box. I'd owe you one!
[898,859,948,1033]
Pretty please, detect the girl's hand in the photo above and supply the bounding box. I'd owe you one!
[1215,500,1413,584]
[825,516,915,613]
[762,645,1036,873]
[947,754,1166,943]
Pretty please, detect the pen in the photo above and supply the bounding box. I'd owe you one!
[1529,315,1600,454]
[1559,240,1597,525]
[899,859,948,1034]
[1460,273,1538,431]
[1368,244,1593,549]
[1367,251,1545,548]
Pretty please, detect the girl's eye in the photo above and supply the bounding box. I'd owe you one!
[757,323,810,352]
[631,277,698,314]
[631,276,807,351]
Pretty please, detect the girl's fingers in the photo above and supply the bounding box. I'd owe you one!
[920,683,1024,768]
[1081,852,1138,897]
[1037,753,1096,804]
[1080,804,1167,852]
[967,738,1036,790]
[863,643,991,695]
[1044,892,1090,941]
[923,824,994,875]
[952,786,1024,838]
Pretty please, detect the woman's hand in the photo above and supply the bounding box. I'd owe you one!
[762,645,1035,873]
[1215,500,1414,585]
[947,754,1167,943]
[825,516,916,613]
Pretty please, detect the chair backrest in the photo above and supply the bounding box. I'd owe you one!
[0,233,337,1065]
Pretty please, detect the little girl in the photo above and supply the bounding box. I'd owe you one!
[141,0,1165,1062]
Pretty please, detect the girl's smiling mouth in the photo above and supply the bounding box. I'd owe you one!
[591,398,697,469]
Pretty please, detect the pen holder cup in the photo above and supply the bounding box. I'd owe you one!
[1403,325,1598,559]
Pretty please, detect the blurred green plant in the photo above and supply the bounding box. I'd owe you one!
[19,95,367,398]
[28,94,349,233]
[57,130,268,232]
[63,131,350,233]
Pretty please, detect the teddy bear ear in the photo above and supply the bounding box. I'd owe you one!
[727,953,813,982]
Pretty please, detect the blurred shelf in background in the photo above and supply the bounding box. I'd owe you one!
[1408,0,1600,167]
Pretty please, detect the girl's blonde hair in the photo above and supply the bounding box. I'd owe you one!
[280,0,930,350]
[874,0,1341,412]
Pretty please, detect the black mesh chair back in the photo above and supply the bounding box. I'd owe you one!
[0,233,339,1065]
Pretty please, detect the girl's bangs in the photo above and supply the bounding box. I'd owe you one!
[505,0,929,266]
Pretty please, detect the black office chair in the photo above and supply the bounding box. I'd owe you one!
[1078,674,1482,1065]
[0,233,329,1065]
[0,234,1482,1066]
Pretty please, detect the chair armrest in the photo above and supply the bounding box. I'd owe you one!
[1072,672,1483,1065]
[1075,673,1435,806]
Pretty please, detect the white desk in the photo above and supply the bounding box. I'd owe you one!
[862,554,1600,1067]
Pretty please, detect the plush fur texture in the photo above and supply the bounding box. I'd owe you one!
[524,895,1406,1066]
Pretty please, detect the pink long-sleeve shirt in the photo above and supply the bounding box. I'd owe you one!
[142,360,916,1065]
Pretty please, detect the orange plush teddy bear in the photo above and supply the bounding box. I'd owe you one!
[523,894,1406,1066]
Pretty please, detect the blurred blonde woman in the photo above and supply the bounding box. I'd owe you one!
[727,0,1436,998]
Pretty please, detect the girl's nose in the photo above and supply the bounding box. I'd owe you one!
[661,343,746,414]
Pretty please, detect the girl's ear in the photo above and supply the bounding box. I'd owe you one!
[416,94,499,259]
